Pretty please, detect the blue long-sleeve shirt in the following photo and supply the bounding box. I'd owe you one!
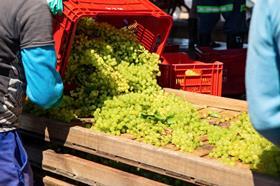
[21,45,63,109]
[246,0,280,146]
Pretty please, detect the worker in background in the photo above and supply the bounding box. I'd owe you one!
[0,0,63,185]
[246,0,280,147]
[195,0,247,49]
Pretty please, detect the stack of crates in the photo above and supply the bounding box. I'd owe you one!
[158,52,223,96]
[52,0,173,76]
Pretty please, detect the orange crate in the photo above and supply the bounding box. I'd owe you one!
[52,0,173,76]
[159,52,223,96]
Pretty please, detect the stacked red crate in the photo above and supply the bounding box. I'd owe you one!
[158,52,223,96]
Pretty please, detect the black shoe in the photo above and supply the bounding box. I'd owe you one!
[226,33,244,49]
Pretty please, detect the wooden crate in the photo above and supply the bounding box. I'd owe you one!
[20,89,280,186]
[27,143,166,186]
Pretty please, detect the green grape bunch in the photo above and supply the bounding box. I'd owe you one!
[24,18,161,119]
[208,113,280,176]
[93,91,210,152]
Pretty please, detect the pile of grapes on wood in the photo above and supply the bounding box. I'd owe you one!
[24,18,280,177]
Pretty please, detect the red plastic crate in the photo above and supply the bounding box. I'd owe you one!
[52,0,173,76]
[163,44,180,53]
[158,52,223,96]
[196,47,247,96]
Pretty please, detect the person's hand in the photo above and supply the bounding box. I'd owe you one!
[47,0,63,15]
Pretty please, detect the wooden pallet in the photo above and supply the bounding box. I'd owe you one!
[26,144,166,186]
[20,89,280,186]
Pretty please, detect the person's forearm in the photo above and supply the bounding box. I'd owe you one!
[21,45,63,109]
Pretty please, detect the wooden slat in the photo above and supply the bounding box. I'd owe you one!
[33,167,77,186]
[164,88,247,112]
[26,144,166,186]
[42,176,75,186]
[20,115,280,186]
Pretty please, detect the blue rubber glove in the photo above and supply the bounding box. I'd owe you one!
[47,0,63,15]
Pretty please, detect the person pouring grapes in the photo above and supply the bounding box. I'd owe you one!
[0,0,63,185]
[246,0,280,147]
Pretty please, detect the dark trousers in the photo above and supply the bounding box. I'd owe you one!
[0,130,33,186]
[195,0,246,48]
